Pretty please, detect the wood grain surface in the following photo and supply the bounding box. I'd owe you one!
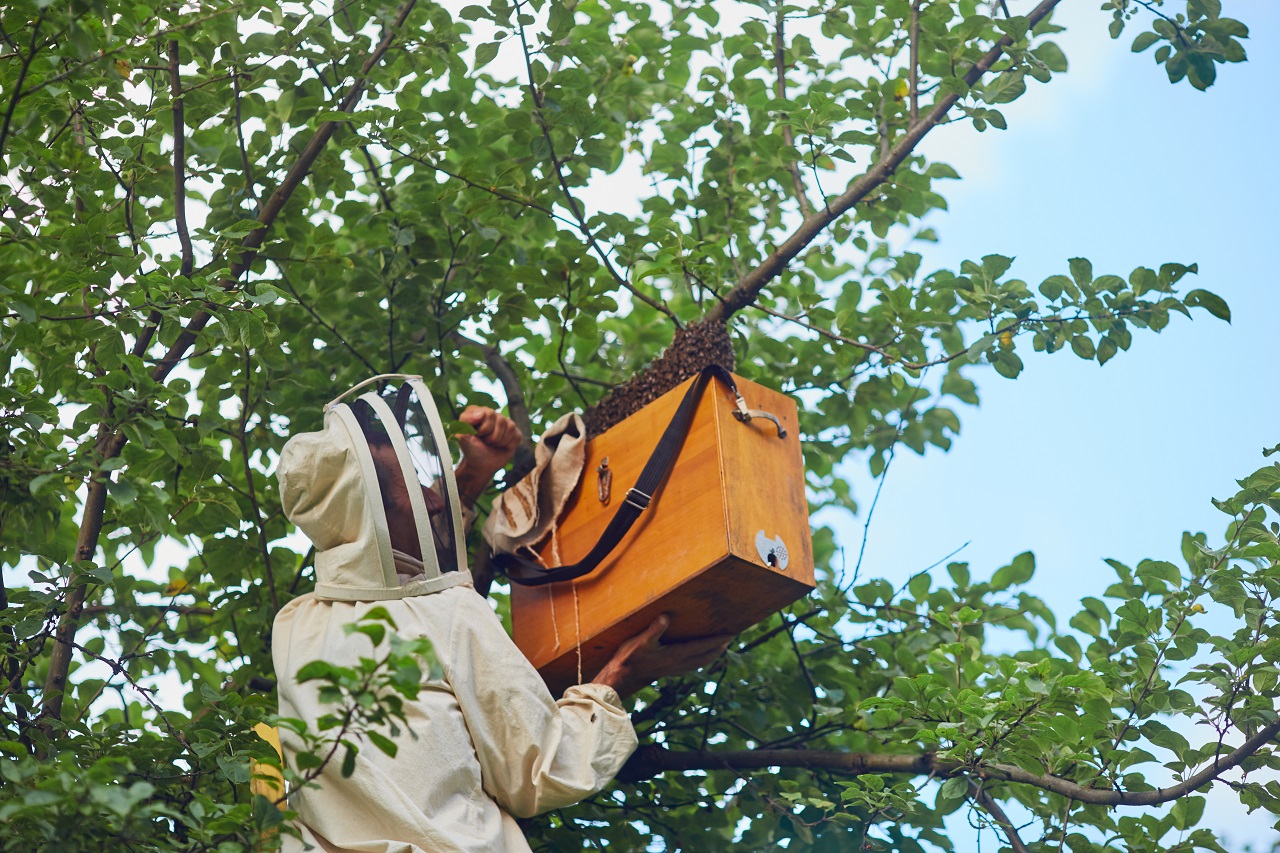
[510,373,815,694]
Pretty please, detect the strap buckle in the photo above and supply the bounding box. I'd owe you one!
[624,487,652,510]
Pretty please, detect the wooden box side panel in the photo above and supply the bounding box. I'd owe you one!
[511,376,730,671]
[536,555,816,696]
[719,378,815,593]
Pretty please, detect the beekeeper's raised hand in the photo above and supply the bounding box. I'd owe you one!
[589,614,732,699]
[455,405,523,504]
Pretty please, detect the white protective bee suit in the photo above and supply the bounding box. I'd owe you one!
[272,375,637,853]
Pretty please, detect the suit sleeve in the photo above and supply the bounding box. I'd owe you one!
[444,590,638,818]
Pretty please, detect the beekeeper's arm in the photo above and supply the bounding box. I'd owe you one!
[448,600,731,818]
[446,592,636,818]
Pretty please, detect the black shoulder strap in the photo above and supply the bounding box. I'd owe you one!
[495,365,737,587]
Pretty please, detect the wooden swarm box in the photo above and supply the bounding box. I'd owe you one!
[510,373,815,694]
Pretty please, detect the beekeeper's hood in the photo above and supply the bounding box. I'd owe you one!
[277,374,471,601]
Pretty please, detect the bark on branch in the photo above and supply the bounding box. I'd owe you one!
[704,0,1063,323]
[621,714,1280,807]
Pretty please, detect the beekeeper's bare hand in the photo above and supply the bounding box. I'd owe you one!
[455,406,523,501]
[590,614,732,699]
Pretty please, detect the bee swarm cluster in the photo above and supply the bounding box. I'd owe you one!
[583,319,735,437]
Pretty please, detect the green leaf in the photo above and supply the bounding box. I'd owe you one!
[1035,40,1068,72]
[991,552,1035,590]
[297,661,341,682]
[1171,796,1206,830]
[1069,610,1102,637]
[219,218,266,237]
[1068,257,1093,288]
[1183,288,1231,322]
[475,42,500,68]
[981,254,1013,280]
[341,743,359,777]
[992,350,1023,379]
[217,754,251,785]
[1097,336,1118,365]
[1131,31,1160,52]
[107,478,139,505]
[1070,336,1095,360]
[367,730,398,758]
[1039,274,1071,301]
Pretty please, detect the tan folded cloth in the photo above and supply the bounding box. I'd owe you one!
[483,412,586,556]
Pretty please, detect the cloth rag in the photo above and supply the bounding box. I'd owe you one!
[483,412,586,556]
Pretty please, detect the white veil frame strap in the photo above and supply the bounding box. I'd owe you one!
[405,377,468,576]
[358,390,442,580]
[323,374,423,413]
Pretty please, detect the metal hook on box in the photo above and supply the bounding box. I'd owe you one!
[596,457,613,505]
[730,392,787,438]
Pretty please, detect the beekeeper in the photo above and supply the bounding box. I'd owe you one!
[272,374,728,853]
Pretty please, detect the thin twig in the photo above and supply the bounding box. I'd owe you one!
[239,349,278,612]
[843,368,930,594]
[753,299,1144,372]
[512,6,681,326]
[0,9,47,163]
[277,267,380,374]
[622,718,1280,804]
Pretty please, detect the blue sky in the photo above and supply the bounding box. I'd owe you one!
[833,3,1280,848]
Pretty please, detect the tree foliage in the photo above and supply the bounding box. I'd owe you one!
[0,0,1268,849]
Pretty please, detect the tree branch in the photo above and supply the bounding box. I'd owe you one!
[908,0,921,125]
[168,40,194,280]
[705,0,1064,323]
[39,0,420,723]
[621,715,1280,806]
[970,782,1030,853]
[148,0,419,382]
[231,57,257,202]
[774,7,813,219]
[753,298,1143,372]
[0,9,46,164]
[447,329,536,475]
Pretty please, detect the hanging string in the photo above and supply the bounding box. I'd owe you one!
[548,586,561,654]
[548,528,563,653]
[573,581,583,686]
